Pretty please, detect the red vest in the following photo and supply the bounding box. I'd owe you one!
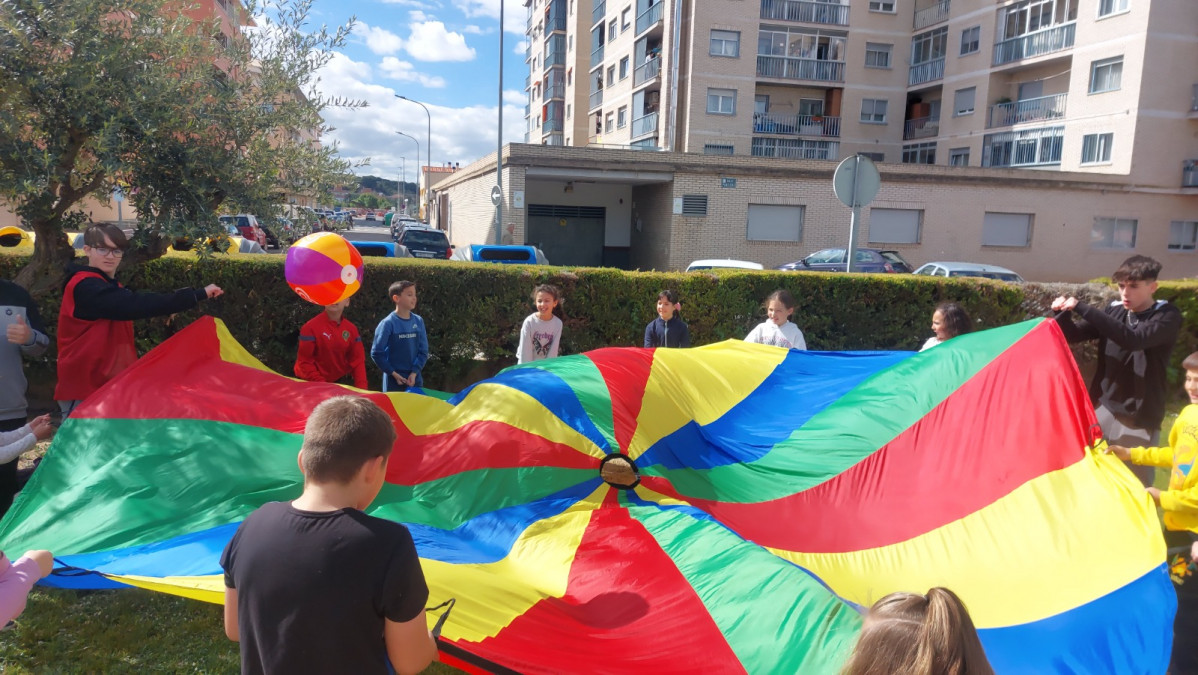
[54,271,137,402]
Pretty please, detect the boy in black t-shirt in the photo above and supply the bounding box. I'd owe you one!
[1053,255,1182,486]
[220,396,438,675]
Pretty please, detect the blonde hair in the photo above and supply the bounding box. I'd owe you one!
[841,588,994,675]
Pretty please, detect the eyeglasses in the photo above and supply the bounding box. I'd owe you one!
[90,246,125,258]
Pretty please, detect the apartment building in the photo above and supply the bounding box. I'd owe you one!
[523,0,1198,193]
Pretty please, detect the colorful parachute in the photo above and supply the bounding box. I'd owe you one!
[0,316,1175,673]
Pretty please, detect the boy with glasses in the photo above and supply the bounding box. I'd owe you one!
[55,224,224,416]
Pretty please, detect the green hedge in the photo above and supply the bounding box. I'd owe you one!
[1,251,1192,396]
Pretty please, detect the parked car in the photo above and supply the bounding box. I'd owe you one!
[390,216,422,238]
[219,214,268,249]
[396,227,453,259]
[343,226,402,257]
[913,261,1025,283]
[451,244,549,265]
[777,248,912,273]
[685,259,764,272]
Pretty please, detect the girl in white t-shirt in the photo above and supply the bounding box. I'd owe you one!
[920,302,972,351]
[518,284,564,364]
[745,289,806,350]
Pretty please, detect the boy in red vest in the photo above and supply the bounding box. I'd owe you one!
[294,298,368,389]
[55,224,223,416]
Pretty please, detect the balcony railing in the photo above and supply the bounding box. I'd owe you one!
[636,2,664,34]
[546,49,566,68]
[591,44,605,68]
[756,55,845,82]
[589,89,604,110]
[753,113,841,137]
[981,126,1064,168]
[908,57,944,86]
[751,137,838,160]
[760,0,850,26]
[524,74,531,89]
[986,93,1067,128]
[543,118,564,133]
[545,84,565,100]
[546,15,567,32]
[993,22,1075,66]
[1185,160,1198,188]
[524,103,530,117]
[633,57,661,87]
[903,115,940,140]
[593,0,606,26]
[632,112,659,138]
[543,132,564,146]
[913,0,950,29]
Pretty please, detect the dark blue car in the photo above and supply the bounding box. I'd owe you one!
[776,248,912,273]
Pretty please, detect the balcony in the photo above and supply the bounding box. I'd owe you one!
[633,57,661,87]
[1185,160,1198,188]
[751,137,838,160]
[632,112,659,138]
[589,89,604,111]
[546,15,567,32]
[543,132,565,146]
[756,55,845,82]
[753,113,841,137]
[545,83,565,100]
[593,0,606,26]
[636,2,664,35]
[981,126,1064,168]
[1191,84,1198,117]
[591,44,605,69]
[543,118,564,133]
[760,0,850,26]
[546,49,566,68]
[524,74,531,89]
[986,93,1067,128]
[903,115,939,140]
[993,23,1075,66]
[908,58,944,86]
[524,103,531,117]
[913,0,950,29]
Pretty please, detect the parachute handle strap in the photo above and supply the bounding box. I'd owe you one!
[427,597,456,640]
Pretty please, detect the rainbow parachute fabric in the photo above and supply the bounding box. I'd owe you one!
[0,316,1175,673]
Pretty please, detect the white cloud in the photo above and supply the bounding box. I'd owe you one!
[314,53,527,183]
[379,57,447,88]
[354,22,404,56]
[380,0,436,7]
[463,25,485,35]
[405,21,476,62]
[502,89,525,106]
[408,10,431,22]
[514,39,529,55]
[451,0,526,34]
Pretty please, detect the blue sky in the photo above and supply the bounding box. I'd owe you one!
[307,0,531,182]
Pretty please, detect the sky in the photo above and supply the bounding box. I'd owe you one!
[302,0,533,184]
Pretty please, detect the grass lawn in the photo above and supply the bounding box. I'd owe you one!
[0,412,1185,671]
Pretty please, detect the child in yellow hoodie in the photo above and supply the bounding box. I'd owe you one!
[1109,350,1198,674]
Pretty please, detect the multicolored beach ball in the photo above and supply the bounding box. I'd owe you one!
[284,232,364,305]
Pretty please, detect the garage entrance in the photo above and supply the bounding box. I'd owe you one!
[526,204,606,267]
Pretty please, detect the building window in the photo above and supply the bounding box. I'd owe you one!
[911,26,948,66]
[1169,221,1198,251]
[861,152,884,162]
[711,30,740,57]
[607,65,616,87]
[622,7,631,31]
[704,144,735,155]
[605,112,614,133]
[707,88,736,115]
[869,0,896,12]
[860,98,888,123]
[566,104,572,119]
[865,42,892,68]
[1089,56,1123,93]
[619,56,629,79]
[960,26,980,55]
[982,212,1033,247]
[747,204,804,242]
[953,87,975,116]
[1092,217,1137,249]
[902,141,936,164]
[1098,0,1129,17]
[869,208,922,244]
[1081,133,1114,164]
[949,147,970,166]
[617,105,628,128]
[609,19,618,41]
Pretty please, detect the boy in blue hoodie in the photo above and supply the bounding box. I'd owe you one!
[370,281,428,392]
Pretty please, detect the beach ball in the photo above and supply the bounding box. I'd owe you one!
[285,232,364,305]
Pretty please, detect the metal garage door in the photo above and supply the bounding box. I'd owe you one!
[527,204,606,267]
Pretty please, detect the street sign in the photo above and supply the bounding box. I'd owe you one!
[832,155,881,273]
[490,185,503,206]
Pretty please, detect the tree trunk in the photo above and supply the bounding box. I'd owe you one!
[14,219,76,299]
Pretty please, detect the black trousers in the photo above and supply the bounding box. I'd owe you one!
[0,416,26,518]
[1176,575,1198,675]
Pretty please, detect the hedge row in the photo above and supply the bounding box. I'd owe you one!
[2,252,1193,396]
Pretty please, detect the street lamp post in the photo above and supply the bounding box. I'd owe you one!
[395,131,420,216]
[496,0,504,245]
[395,96,432,224]
[397,156,405,214]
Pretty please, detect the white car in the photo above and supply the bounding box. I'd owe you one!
[913,261,1025,283]
[685,259,764,272]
